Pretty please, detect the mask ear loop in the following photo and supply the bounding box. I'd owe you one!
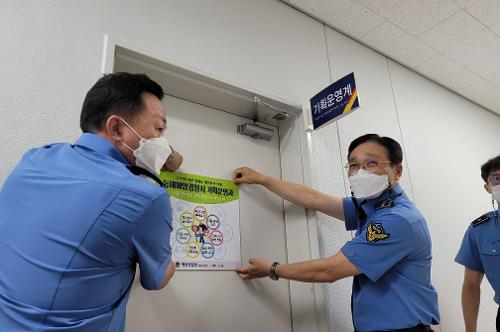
[119,118,143,139]
[351,190,367,225]
[121,141,135,153]
[118,117,144,154]
[492,196,498,224]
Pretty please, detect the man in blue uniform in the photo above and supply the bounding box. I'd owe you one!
[0,72,183,331]
[234,134,440,332]
[456,155,500,332]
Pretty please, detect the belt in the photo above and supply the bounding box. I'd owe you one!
[354,324,433,332]
[394,324,433,332]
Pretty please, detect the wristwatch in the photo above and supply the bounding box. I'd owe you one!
[269,261,280,280]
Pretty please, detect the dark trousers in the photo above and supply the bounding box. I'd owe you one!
[497,305,499,332]
[394,324,433,332]
[354,324,433,332]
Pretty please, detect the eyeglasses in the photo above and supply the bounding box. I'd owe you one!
[488,174,500,185]
[345,159,392,173]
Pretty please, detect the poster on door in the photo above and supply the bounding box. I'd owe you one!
[159,171,240,270]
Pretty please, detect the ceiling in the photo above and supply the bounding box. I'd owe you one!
[282,0,500,116]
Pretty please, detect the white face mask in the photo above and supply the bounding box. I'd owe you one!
[492,185,500,203]
[349,169,390,200]
[120,119,172,176]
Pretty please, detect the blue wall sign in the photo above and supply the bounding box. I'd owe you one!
[310,72,360,130]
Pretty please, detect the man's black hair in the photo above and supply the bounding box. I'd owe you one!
[347,134,403,165]
[80,72,164,133]
[481,155,500,183]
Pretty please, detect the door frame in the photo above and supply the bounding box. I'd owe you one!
[101,34,327,332]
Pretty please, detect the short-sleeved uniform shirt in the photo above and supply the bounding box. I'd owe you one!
[456,211,500,304]
[0,133,173,331]
[341,184,440,332]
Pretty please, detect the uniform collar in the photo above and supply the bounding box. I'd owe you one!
[74,133,129,165]
[359,183,404,218]
[486,210,498,219]
[486,210,499,223]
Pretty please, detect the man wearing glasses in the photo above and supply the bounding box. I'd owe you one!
[233,134,440,332]
[456,155,500,332]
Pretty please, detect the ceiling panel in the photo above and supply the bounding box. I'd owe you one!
[284,0,384,38]
[421,10,500,66]
[417,55,500,112]
[361,22,437,67]
[356,0,460,36]
[468,49,500,88]
[281,0,500,115]
[453,0,500,28]
[491,20,500,36]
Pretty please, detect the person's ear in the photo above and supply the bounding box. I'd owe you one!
[105,115,123,142]
[484,183,492,194]
[393,164,403,181]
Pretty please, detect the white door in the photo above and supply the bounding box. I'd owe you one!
[125,95,292,332]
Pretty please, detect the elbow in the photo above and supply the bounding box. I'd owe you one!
[155,278,170,290]
[305,193,320,211]
[154,262,177,290]
[320,259,344,283]
[323,252,359,283]
[324,269,343,283]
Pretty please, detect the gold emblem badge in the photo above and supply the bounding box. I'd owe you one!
[366,223,390,243]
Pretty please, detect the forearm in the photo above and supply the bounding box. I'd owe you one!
[233,166,344,220]
[275,258,336,283]
[275,252,358,283]
[261,176,344,220]
[462,284,480,332]
[260,176,315,208]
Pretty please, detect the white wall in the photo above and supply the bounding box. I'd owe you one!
[388,60,500,332]
[1,1,500,331]
[0,0,330,183]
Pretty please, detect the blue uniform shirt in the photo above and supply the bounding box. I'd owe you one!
[455,211,500,304]
[0,133,173,331]
[341,184,440,332]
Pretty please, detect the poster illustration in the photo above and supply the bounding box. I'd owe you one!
[159,171,240,270]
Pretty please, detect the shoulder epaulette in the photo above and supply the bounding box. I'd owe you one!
[376,197,395,211]
[471,214,490,227]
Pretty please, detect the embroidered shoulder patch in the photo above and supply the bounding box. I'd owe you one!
[376,198,394,210]
[471,214,490,227]
[366,223,390,242]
